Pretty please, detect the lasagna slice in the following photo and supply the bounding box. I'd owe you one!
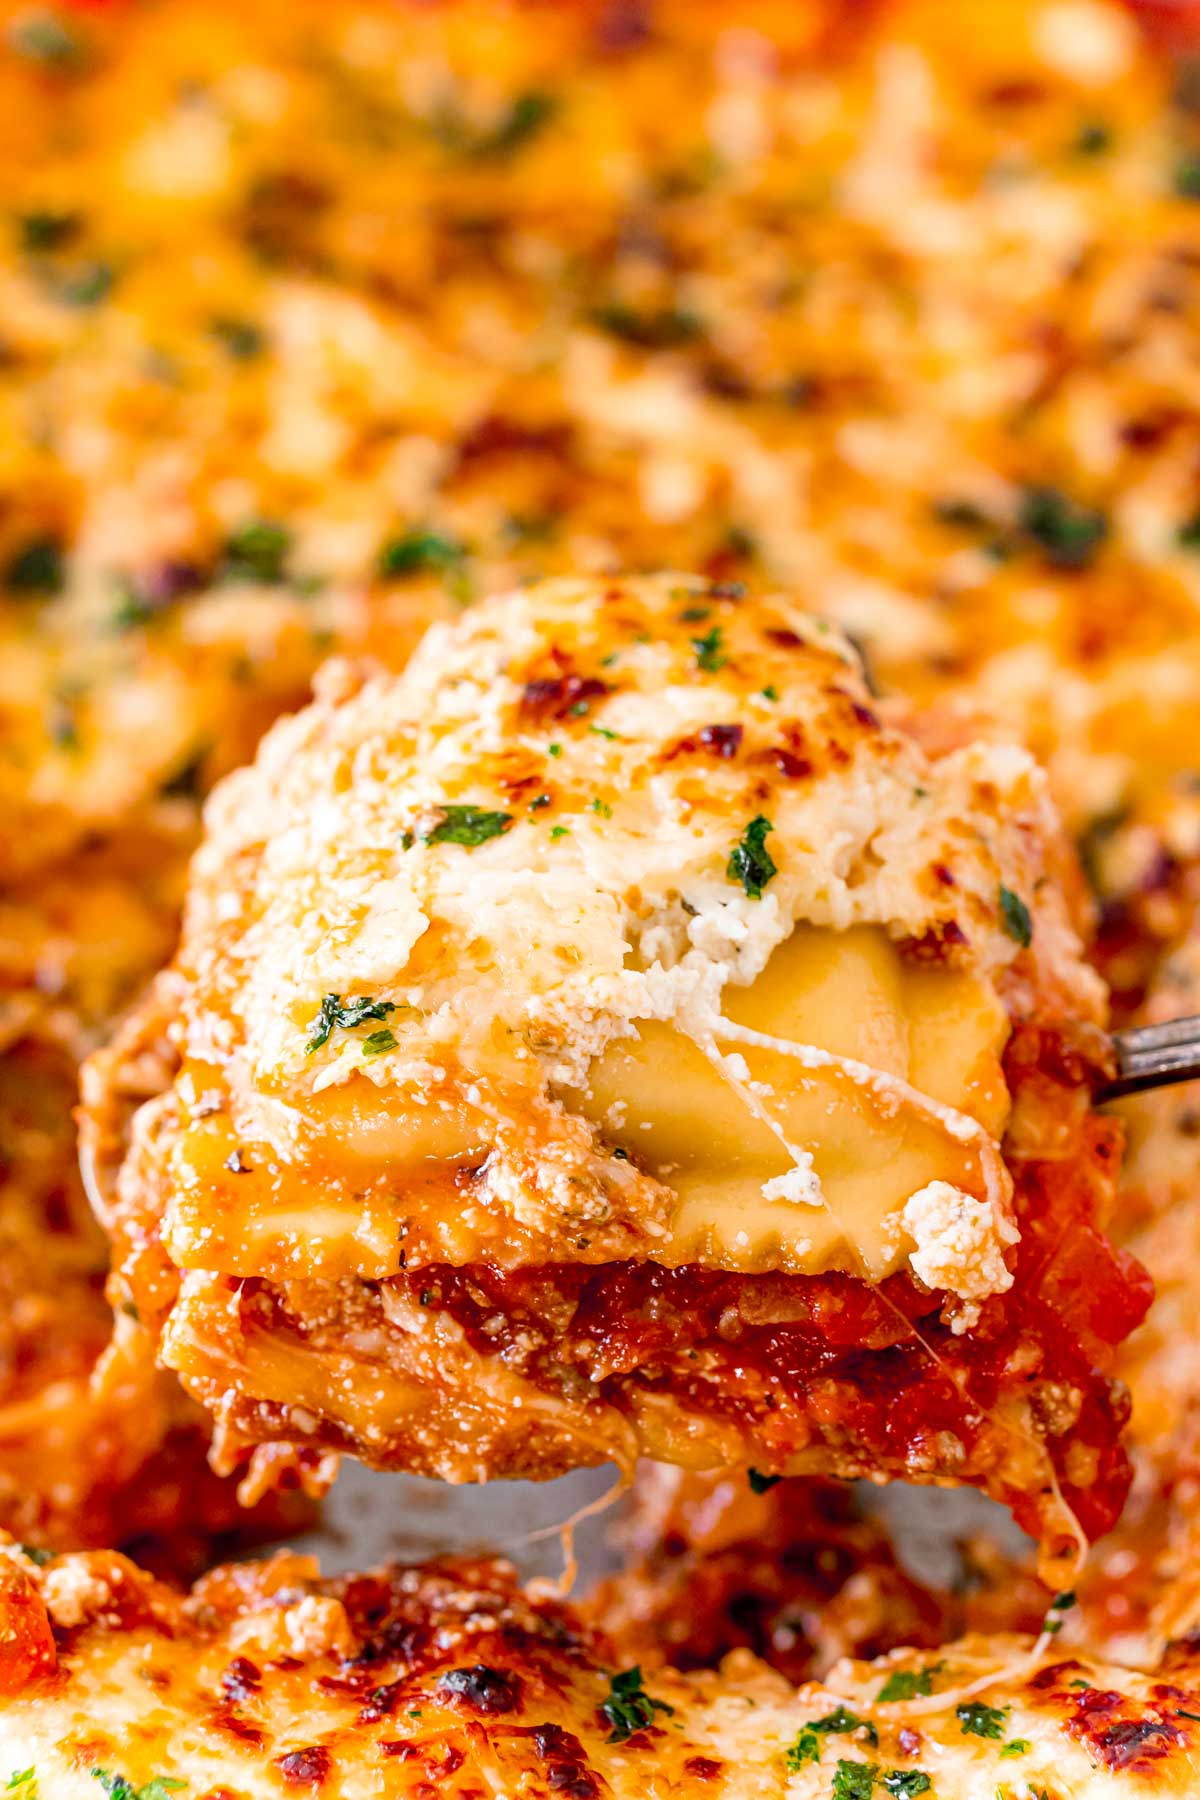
[83,573,1151,1576]
[6,1540,1200,1797]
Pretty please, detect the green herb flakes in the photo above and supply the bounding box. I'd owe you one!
[210,316,266,360]
[90,1774,185,1800]
[998,884,1033,948]
[18,208,80,252]
[589,301,703,350]
[306,994,396,1054]
[788,1707,878,1769]
[1018,485,1107,569]
[1041,1590,1076,1635]
[5,535,63,595]
[999,1740,1030,1759]
[479,89,558,157]
[600,1666,674,1743]
[876,1669,933,1704]
[9,10,86,66]
[787,1729,820,1771]
[881,1774,931,1798]
[812,1708,878,1747]
[423,805,513,847]
[221,520,290,585]
[1073,119,1112,156]
[377,528,466,580]
[955,1702,1008,1740]
[691,625,726,672]
[728,815,777,899]
[832,1761,878,1800]
[1175,150,1200,199]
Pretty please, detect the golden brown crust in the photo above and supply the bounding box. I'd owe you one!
[6,1541,1200,1796]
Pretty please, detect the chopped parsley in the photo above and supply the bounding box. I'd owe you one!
[881,1774,931,1798]
[787,1729,821,1771]
[998,883,1033,948]
[435,88,558,159]
[955,1702,1007,1740]
[813,1708,878,1746]
[5,535,64,595]
[1073,119,1112,157]
[999,1740,1030,1759]
[8,9,86,66]
[5,1772,36,1792]
[933,497,990,530]
[18,208,80,251]
[90,1775,185,1800]
[788,1708,878,1769]
[550,825,570,840]
[422,805,513,847]
[1041,1590,1076,1635]
[832,1762,878,1800]
[1175,150,1200,200]
[760,684,780,701]
[377,528,466,580]
[727,815,777,899]
[589,301,704,350]
[478,89,558,157]
[210,316,267,360]
[876,1669,934,1704]
[747,1468,782,1495]
[600,1667,674,1742]
[690,625,726,672]
[1178,510,1200,549]
[588,724,621,741]
[1018,484,1107,569]
[221,519,290,584]
[306,994,396,1054]
[361,1028,397,1057]
[17,1544,52,1567]
[548,742,563,757]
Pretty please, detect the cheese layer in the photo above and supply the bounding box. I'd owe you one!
[145,573,1103,1309]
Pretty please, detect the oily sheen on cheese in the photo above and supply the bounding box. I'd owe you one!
[83,572,1149,1567]
[6,1542,1200,1799]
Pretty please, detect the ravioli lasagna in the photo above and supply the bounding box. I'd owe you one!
[6,1540,1200,1798]
[82,573,1151,1572]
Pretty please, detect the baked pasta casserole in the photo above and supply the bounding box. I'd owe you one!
[82,573,1150,1574]
[5,1539,1200,1797]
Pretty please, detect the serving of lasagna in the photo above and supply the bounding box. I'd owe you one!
[5,0,1200,1771]
[81,572,1150,1575]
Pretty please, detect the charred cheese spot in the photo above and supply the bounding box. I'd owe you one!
[6,1545,1200,1798]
